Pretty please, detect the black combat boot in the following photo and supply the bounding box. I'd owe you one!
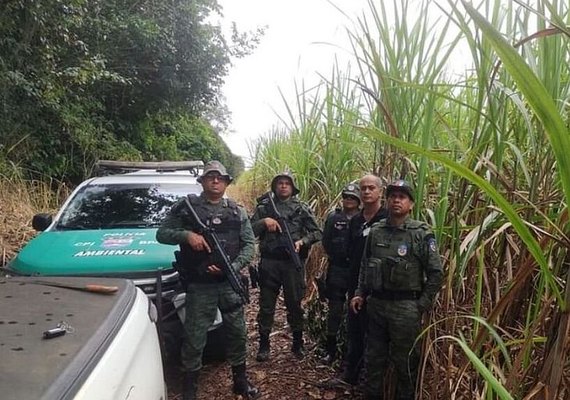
[256,333,270,362]
[291,331,305,359]
[231,363,260,399]
[182,369,200,400]
[319,335,337,365]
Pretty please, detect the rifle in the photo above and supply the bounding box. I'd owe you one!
[260,191,304,271]
[182,197,249,304]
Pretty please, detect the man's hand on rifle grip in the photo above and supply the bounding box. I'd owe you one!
[206,264,222,276]
[264,217,282,233]
[187,231,212,253]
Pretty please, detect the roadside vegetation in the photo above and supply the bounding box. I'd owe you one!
[0,0,261,181]
[2,0,568,399]
[0,168,69,265]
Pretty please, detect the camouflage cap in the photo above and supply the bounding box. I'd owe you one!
[386,179,414,201]
[341,183,361,203]
[271,170,300,196]
[197,160,233,183]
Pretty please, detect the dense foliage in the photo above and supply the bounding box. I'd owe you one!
[0,0,255,181]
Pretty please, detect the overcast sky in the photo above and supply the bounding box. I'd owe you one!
[217,0,367,166]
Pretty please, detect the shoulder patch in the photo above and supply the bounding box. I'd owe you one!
[425,233,437,253]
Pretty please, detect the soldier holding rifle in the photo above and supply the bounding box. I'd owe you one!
[156,160,259,400]
[251,171,322,361]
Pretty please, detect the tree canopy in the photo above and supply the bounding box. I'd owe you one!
[0,0,258,181]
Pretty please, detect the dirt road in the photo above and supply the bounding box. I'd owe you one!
[166,287,364,399]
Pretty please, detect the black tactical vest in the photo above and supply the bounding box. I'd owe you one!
[324,209,352,263]
[179,195,241,282]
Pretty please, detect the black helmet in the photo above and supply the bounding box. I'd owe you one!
[197,160,233,184]
[386,179,414,201]
[341,183,360,203]
[271,170,300,196]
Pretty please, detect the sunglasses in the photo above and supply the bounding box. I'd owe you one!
[203,174,229,182]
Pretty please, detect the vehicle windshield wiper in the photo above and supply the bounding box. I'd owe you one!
[107,221,150,228]
[56,223,95,230]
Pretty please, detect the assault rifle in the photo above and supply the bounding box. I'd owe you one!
[259,191,304,272]
[183,196,249,304]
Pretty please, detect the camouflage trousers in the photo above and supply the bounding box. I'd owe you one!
[365,297,422,400]
[325,263,350,336]
[182,281,246,371]
[257,257,306,334]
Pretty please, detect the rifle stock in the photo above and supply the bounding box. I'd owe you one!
[262,192,304,271]
[183,197,249,304]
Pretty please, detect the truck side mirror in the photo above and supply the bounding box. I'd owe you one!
[32,213,53,231]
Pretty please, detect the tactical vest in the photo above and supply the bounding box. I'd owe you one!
[179,195,241,282]
[363,219,428,293]
[256,197,307,259]
[324,208,352,263]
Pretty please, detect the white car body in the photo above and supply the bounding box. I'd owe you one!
[0,276,167,400]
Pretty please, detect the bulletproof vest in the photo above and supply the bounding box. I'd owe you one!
[363,219,428,292]
[179,195,241,282]
[257,197,307,259]
[325,208,352,262]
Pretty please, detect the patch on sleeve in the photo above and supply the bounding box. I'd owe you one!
[424,233,437,253]
[428,237,437,252]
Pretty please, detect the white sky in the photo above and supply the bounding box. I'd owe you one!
[218,0,367,166]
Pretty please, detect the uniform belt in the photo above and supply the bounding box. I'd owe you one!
[370,290,420,300]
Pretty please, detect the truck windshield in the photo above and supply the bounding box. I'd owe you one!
[57,183,199,230]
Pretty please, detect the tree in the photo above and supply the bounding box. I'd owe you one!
[0,0,258,181]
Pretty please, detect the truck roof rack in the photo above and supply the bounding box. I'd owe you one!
[96,160,204,176]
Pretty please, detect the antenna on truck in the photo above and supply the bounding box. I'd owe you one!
[95,160,204,177]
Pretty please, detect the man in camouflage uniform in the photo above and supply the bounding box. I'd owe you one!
[320,183,361,364]
[251,171,322,361]
[351,180,443,400]
[156,161,259,400]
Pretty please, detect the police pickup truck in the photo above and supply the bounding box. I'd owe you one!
[5,161,224,362]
